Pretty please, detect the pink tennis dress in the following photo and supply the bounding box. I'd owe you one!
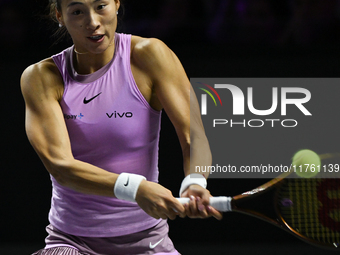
[32,33,180,255]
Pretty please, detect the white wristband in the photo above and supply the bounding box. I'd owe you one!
[114,173,146,202]
[179,173,207,196]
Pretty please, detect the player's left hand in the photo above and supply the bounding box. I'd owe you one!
[181,184,223,220]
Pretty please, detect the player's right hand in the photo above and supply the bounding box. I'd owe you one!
[136,180,186,220]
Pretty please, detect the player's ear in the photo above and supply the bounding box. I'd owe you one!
[55,8,64,26]
[115,0,120,11]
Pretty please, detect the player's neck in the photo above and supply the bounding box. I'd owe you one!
[73,44,115,75]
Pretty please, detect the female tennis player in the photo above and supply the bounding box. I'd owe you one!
[21,0,222,254]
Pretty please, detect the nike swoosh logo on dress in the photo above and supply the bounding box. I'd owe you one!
[83,92,102,104]
[149,238,164,249]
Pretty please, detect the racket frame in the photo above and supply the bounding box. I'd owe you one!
[231,165,340,251]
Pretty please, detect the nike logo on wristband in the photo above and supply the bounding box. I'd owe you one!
[124,177,129,186]
[83,92,102,104]
[149,238,164,249]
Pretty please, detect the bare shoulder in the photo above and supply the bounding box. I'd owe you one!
[130,36,175,71]
[21,58,61,84]
[131,35,170,55]
[21,58,64,101]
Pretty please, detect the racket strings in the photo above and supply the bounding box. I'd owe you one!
[278,178,340,246]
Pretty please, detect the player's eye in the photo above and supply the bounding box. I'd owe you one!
[72,10,82,15]
[97,5,106,10]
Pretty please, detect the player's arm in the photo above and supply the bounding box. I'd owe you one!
[20,59,184,219]
[131,38,222,220]
[21,59,119,196]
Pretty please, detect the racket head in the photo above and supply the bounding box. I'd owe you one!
[231,153,340,251]
[276,154,340,250]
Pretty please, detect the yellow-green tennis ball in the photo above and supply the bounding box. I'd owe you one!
[292,149,321,178]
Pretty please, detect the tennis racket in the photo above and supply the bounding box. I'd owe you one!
[177,153,340,251]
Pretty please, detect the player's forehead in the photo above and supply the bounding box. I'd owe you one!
[60,0,109,9]
[62,0,112,6]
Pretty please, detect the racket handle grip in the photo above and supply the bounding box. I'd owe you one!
[176,196,232,212]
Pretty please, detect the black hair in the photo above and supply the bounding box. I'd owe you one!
[47,0,124,44]
[48,0,69,44]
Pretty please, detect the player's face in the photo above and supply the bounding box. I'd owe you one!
[57,0,120,54]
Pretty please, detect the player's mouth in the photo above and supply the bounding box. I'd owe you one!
[87,35,105,43]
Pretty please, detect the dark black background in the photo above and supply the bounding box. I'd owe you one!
[1,0,340,254]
